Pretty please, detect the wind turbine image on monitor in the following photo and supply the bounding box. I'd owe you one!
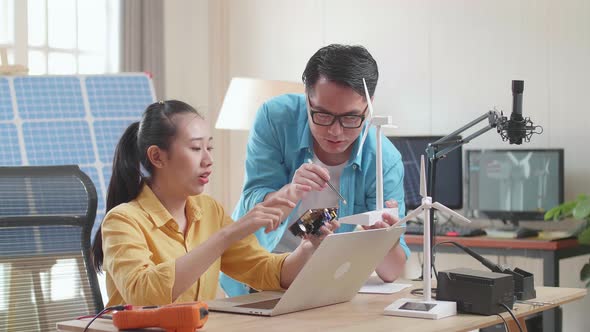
[339,78,398,226]
[384,155,473,319]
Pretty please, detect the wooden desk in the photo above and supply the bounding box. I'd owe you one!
[57,283,586,332]
[405,235,590,331]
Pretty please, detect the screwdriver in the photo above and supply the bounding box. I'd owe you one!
[306,159,347,205]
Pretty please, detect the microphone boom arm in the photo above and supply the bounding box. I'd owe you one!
[407,80,543,298]
[423,109,511,279]
[426,110,503,161]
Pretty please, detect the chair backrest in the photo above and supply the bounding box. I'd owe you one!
[0,165,103,332]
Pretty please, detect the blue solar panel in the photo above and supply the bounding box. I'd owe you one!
[0,74,155,237]
[87,76,154,117]
[0,78,13,120]
[0,124,21,165]
[94,119,138,163]
[23,121,95,165]
[14,76,85,119]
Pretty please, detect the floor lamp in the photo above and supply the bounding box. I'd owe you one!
[216,77,304,130]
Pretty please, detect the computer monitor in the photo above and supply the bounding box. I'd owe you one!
[465,149,564,224]
[388,136,463,210]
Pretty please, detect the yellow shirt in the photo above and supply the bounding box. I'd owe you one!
[102,184,289,306]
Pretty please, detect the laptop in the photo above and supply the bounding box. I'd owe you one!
[207,226,405,316]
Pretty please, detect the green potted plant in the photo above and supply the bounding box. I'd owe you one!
[545,194,590,287]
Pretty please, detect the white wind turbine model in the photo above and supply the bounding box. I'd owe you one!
[339,78,398,226]
[383,155,474,319]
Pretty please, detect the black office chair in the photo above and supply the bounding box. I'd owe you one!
[0,165,103,331]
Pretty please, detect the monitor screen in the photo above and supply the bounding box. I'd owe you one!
[465,149,564,223]
[388,136,463,210]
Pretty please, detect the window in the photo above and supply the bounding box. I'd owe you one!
[0,0,120,314]
[0,0,120,75]
[0,0,16,64]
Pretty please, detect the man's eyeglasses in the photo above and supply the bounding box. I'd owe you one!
[307,95,367,129]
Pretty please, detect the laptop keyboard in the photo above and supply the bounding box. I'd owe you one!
[235,298,280,310]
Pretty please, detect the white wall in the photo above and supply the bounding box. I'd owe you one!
[163,1,209,110]
[163,0,231,203]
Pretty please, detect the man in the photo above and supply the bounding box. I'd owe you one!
[220,44,410,296]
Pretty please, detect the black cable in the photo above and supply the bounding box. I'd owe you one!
[83,305,126,332]
[494,313,509,332]
[499,302,523,332]
[432,240,498,273]
[432,240,462,254]
[432,263,439,282]
[410,287,437,297]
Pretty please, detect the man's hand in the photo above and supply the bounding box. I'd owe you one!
[285,163,330,201]
[362,199,406,283]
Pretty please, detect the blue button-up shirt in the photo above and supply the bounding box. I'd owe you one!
[220,93,410,296]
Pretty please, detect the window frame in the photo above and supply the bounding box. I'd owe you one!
[2,0,120,75]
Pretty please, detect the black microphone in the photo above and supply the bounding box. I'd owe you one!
[497,80,540,144]
[511,80,524,120]
[508,80,525,144]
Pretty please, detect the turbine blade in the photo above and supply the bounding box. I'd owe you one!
[356,120,371,157]
[395,206,426,226]
[432,202,472,223]
[420,155,427,197]
[362,78,374,119]
[356,77,375,157]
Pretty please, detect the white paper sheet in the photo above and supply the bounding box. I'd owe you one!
[359,275,412,294]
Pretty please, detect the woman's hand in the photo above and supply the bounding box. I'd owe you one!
[300,218,341,251]
[280,214,341,288]
[232,196,296,240]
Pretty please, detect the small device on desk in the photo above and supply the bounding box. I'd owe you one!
[112,302,209,332]
[436,268,515,315]
[434,241,536,301]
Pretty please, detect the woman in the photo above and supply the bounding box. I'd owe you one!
[91,100,338,306]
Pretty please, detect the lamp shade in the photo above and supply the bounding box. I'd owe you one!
[215,77,305,130]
